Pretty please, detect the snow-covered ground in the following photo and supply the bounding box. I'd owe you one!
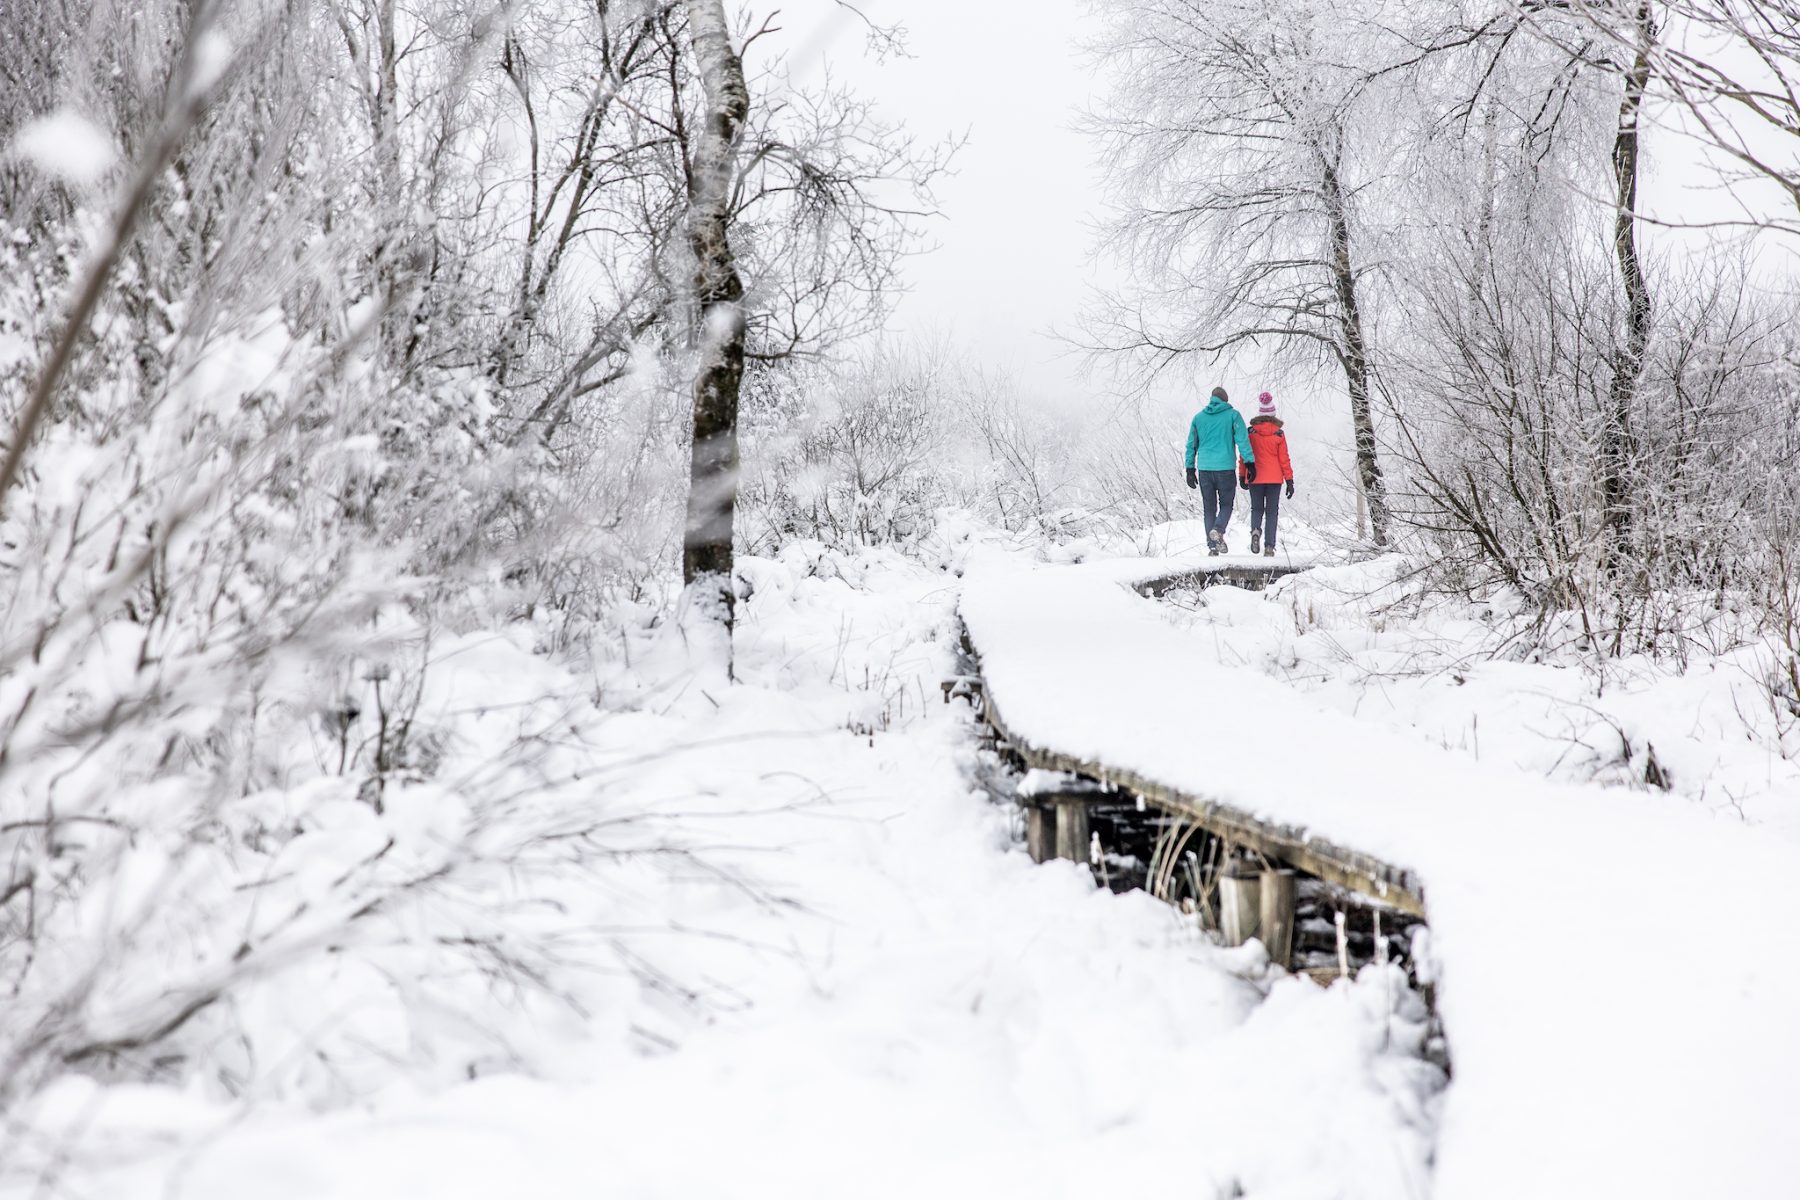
[960,524,1800,1200]
[1189,551,1800,841]
[5,536,1440,1199]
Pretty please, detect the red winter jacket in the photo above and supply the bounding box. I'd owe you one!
[1246,416,1294,484]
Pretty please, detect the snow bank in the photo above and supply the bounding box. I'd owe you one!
[7,547,1439,1199]
[1218,556,1800,842]
[960,551,1800,1200]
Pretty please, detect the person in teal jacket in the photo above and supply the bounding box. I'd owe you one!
[1183,386,1255,554]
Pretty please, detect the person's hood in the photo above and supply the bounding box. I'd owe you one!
[1249,415,1283,428]
[1200,397,1235,415]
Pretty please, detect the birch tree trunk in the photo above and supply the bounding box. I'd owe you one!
[1322,149,1391,547]
[680,0,749,632]
[1603,1,1656,575]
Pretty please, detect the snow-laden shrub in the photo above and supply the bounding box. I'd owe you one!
[0,288,711,1117]
[1082,396,1188,532]
[741,352,1102,553]
[1387,238,1800,661]
[740,353,957,550]
[0,310,344,1096]
[0,56,663,1114]
[483,355,690,648]
[947,367,1090,539]
[1754,489,1800,760]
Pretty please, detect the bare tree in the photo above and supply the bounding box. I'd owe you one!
[1084,0,1395,543]
[491,0,679,426]
[738,349,952,548]
[1573,0,1800,237]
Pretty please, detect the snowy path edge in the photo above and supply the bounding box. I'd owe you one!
[958,548,1800,1200]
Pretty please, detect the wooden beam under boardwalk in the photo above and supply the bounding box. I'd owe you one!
[1133,563,1310,598]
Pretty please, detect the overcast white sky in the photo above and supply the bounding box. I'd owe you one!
[781,0,1129,413]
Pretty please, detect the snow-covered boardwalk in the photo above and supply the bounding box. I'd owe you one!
[960,551,1800,1200]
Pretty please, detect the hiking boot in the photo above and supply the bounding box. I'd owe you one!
[1264,547,1276,558]
[1217,534,1229,555]
[1206,529,1221,556]
[1249,529,1262,555]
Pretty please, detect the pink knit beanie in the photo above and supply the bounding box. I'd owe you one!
[1257,391,1277,416]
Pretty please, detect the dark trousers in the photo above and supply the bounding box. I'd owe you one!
[1198,470,1237,535]
[1248,483,1282,549]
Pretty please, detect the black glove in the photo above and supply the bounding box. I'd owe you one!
[1185,468,1197,490]
[1285,479,1295,500]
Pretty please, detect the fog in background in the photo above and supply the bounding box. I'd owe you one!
[777,0,1799,503]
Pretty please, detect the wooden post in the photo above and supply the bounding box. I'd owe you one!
[1025,803,1055,864]
[1054,799,1090,864]
[1219,864,1261,947]
[1258,868,1296,969]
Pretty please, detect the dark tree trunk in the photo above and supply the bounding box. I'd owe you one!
[680,0,749,630]
[1604,2,1656,573]
[1322,150,1391,547]
[371,0,412,369]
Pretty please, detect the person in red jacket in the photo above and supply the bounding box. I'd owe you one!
[1244,391,1295,556]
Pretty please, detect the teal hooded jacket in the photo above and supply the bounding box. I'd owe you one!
[1184,397,1255,472]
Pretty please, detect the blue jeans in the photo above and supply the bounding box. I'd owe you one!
[1197,470,1237,536]
[1248,483,1282,549]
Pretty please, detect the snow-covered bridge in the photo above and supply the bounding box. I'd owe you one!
[959,550,1800,1200]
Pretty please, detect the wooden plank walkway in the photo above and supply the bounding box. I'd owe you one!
[977,684,1426,917]
[963,559,1427,918]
